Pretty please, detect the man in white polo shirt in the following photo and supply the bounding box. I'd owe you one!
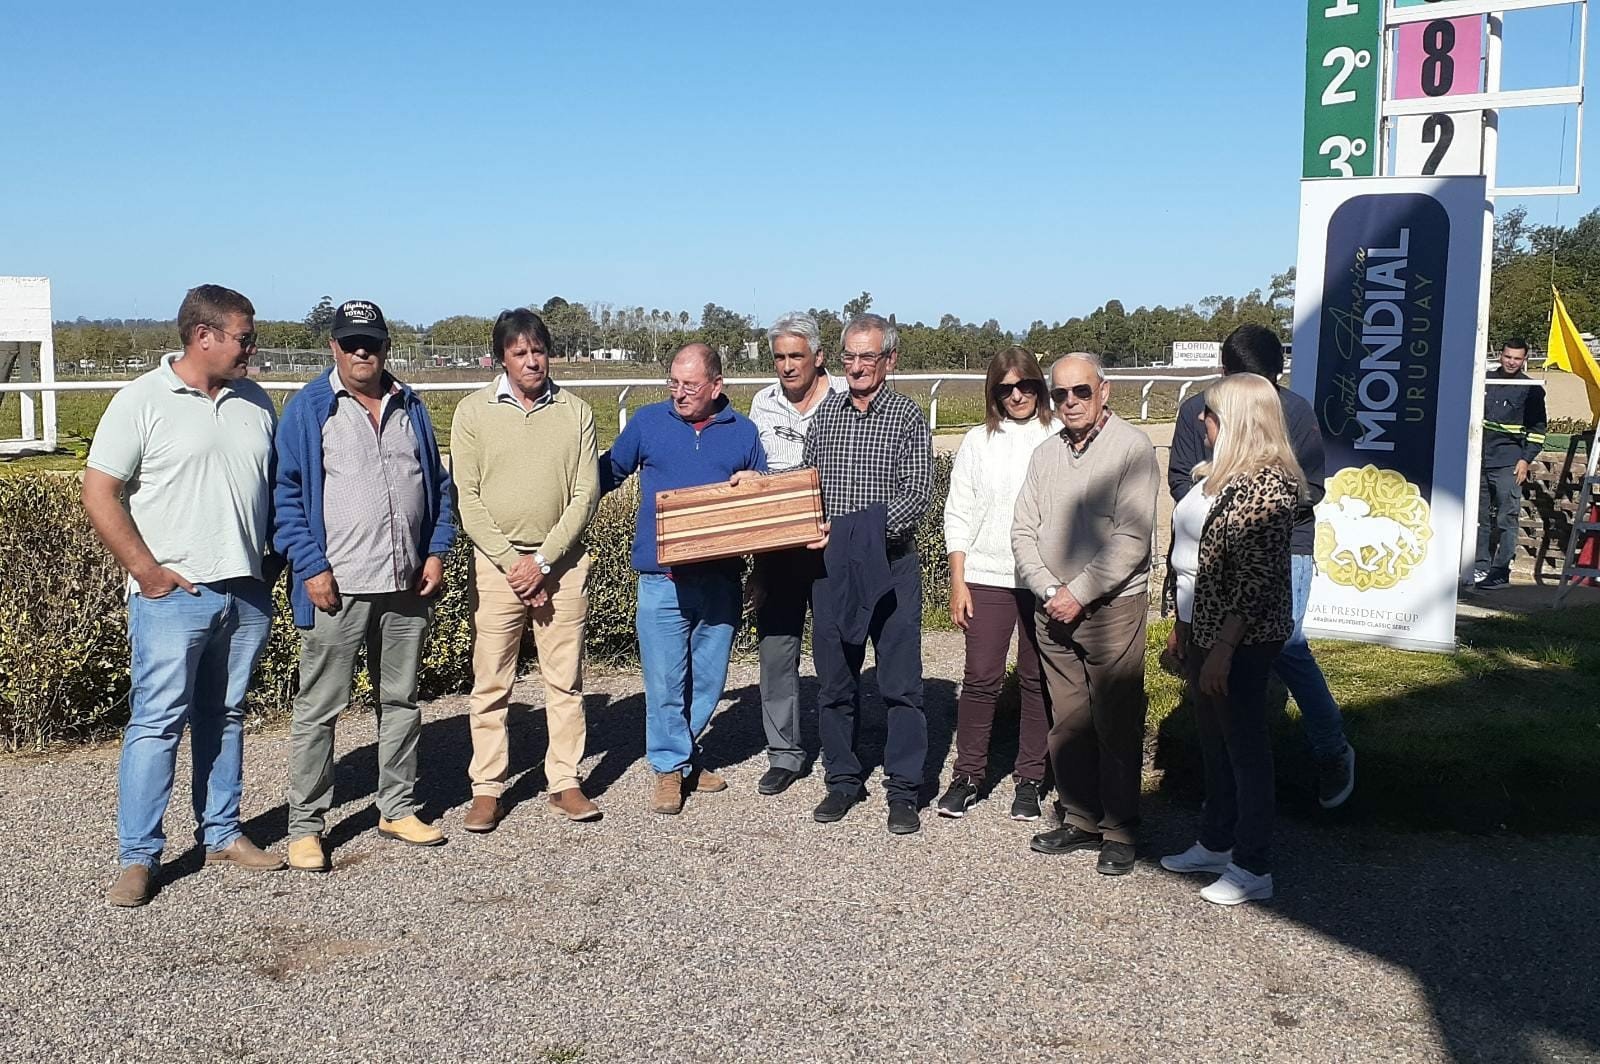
[83,284,285,908]
[746,311,846,796]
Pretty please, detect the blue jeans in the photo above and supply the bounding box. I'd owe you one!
[636,571,740,775]
[118,577,273,869]
[1275,555,1348,762]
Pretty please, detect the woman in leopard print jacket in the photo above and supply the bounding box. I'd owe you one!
[1159,373,1308,907]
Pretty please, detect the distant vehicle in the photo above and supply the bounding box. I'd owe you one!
[81,359,98,370]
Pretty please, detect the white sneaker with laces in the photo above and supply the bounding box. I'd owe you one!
[1471,569,1489,585]
[1201,863,1274,906]
[1159,842,1233,875]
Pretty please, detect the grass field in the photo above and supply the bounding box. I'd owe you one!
[0,371,1197,473]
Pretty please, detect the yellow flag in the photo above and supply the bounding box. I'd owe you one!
[1545,285,1600,419]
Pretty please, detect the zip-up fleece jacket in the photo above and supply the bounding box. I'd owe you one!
[1482,368,1547,469]
[599,396,768,574]
[273,369,457,628]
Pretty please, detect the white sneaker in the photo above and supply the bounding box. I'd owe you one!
[1159,842,1233,875]
[1201,863,1274,906]
[1471,569,1488,585]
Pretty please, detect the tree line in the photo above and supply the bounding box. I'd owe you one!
[47,211,1600,371]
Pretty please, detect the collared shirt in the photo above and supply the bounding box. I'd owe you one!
[494,373,555,413]
[320,368,428,593]
[748,372,848,471]
[86,352,277,594]
[1061,406,1112,457]
[801,385,933,543]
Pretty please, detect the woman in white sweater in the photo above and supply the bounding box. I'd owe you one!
[939,347,1058,821]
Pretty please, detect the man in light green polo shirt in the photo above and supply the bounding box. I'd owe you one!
[82,284,286,908]
[451,308,601,830]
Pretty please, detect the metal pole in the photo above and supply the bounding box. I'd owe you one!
[1460,11,1504,585]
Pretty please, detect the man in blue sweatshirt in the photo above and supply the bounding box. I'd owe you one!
[1169,324,1355,810]
[600,343,767,815]
[273,299,456,872]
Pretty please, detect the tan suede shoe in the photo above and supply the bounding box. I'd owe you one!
[463,796,503,833]
[287,835,330,873]
[650,771,684,815]
[548,787,601,822]
[204,836,286,871]
[692,768,728,793]
[377,815,446,847]
[107,864,153,908]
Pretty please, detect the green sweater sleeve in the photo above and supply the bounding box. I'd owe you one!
[537,401,601,566]
[451,395,518,570]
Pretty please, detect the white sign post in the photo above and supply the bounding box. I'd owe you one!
[0,277,56,455]
[1292,176,1486,652]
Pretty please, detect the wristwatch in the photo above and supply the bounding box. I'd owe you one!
[1045,584,1059,599]
[534,552,552,576]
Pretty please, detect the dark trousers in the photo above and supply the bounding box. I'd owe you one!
[1190,640,1282,876]
[1476,464,1522,573]
[810,551,927,802]
[755,548,823,772]
[953,584,1049,783]
[1036,593,1148,844]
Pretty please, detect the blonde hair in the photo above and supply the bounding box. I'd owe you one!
[1192,374,1309,503]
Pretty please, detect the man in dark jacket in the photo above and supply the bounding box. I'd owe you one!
[1169,324,1355,810]
[274,299,456,872]
[1475,338,1547,590]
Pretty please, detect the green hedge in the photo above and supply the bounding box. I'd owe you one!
[0,458,956,750]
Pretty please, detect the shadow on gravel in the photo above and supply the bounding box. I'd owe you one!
[1151,688,1600,1062]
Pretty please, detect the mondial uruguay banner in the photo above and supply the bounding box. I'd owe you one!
[1291,176,1486,652]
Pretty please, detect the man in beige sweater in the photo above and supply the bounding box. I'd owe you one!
[1012,352,1158,877]
[451,309,601,830]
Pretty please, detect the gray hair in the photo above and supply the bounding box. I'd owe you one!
[766,311,821,355]
[1053,351,1107,382]
[842,312,898,356]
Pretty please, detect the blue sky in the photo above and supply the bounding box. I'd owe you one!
[1,1,1593,329]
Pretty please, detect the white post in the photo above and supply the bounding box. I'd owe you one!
[1461,12,1503,585]
[40,335,56,451]
[617,385,632,432]
[928,378,944,431]
[1140,380,1156,422]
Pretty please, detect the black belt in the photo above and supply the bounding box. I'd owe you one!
[886,538,915,562]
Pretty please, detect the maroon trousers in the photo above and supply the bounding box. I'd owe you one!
[953,584,1050,783]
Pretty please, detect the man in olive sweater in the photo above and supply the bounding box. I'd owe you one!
[452,309,602,830]
[1012,352,1159,877]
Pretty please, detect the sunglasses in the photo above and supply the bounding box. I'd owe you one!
[1050,384,1097,404]
[337,335,386,355]
[993,380,1045,403]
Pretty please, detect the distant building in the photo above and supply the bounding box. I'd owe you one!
[591,347,635,362]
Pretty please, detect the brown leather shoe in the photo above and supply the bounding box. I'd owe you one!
[650,771,684,815]
[463,795,503,833]
[107,864,153,907]
[692,768,728,793]
[205,836,286,871]
[548,787,601,822]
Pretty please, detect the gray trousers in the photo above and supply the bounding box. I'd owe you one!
[755,549,822,772]
[1476,463,1522,574]
[288,590,431,838]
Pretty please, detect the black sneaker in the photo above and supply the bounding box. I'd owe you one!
[1317,744,1356,810]
[757,765,800,796]
[1029,825,1102,855]
[1475,569,1510,590]
[936,776,979,819]
[813,790,861,824]
[887,800,921,835]
[1010,779,1043,822]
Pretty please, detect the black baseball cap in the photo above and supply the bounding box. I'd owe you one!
[331,299,388,341]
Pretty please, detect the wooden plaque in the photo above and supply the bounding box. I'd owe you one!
[655,468,825,567]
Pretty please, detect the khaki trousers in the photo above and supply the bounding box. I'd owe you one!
[467,549,590,797]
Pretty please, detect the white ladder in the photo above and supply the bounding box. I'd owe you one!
[1554,433,1600,606]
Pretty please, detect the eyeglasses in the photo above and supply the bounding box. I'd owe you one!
[205,323,257,350]
[667,378,714,396]
[993,380,1045,403]
[1050,384,1097,404]
[337,336,387,355]
[841,351,886,367]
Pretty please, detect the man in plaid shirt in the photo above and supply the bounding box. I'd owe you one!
[800,313,934,834]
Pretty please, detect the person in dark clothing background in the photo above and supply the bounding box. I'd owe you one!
[1475,338,1547,591]
[1169,324,1356,811]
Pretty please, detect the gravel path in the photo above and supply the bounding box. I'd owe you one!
[3,630,1596,1063]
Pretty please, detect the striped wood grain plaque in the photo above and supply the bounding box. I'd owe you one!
[655,468,825,567]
